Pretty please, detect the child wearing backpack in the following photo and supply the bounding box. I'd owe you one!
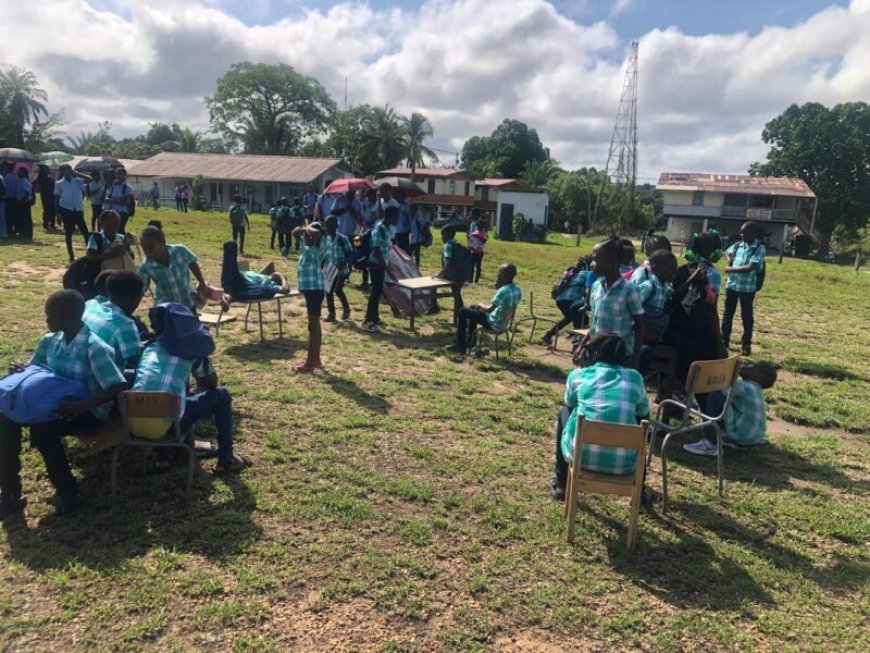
[228,194,250,255]
[542,256,591,346]
[437,225,466,316]
[291,222,327,372]
[137,225,210,310]
[0,290,128,519]
[722,221,765,356]
[467,221,488,284]
[446,263,521,355]
[268,201,278,250]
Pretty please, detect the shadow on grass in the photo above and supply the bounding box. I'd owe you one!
[224,337,307,362]
[780,357,867,382]
[1,462,261,573]
[318,370,392,414]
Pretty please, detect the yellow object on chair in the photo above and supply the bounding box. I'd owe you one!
[126,416,174,441]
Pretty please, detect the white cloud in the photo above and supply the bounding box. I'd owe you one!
[2,0,869,179]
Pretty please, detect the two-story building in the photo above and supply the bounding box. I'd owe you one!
[375,167,476,218]
[656,172,817,252]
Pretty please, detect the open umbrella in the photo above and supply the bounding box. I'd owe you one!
[375,176,425,198]
[324,177,377,194]
[38,151,74,166]
[74,156,122,174]
[0,147,38,162]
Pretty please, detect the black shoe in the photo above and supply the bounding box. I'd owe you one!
[0,493,27,520]
[443,344,466,355]
[741,345,752,356]
[51,492,86,517]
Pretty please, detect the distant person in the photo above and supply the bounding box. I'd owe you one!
[722,221,765,356]
[393,189,412,254]
[86,170,105,231]
[174,183,183,211]
[408,204,431,268]
[302,185,318,223]
[103,168,135,233]
[467,219,488,283]
[228,194,250,255]
[36,165,57,233]
[54,164,92,263]
[512,213,524,241]
[181,185,190,212]
[150,181,160,210]
[15,167,34,240]
[363,205,400,333]
[2,162,18,237]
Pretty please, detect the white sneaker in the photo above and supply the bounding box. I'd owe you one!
[683,439,719,457]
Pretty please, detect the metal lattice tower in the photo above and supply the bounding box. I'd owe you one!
[593,41,639,233]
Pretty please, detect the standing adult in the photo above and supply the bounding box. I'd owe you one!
[150,181,161,210]
[302,185,318,224]
[3,162,19,237]
[721,221,766,356]
[378,183,400,243]
[15,167,34,240]
[36,165,57,233]
[408,204,430,268]
[86,170,105,232]
[174,183,183,211]
[181,185,190,212]
[330,190,362,238]
[103,168,135,233]
[54,164,91,263]
[393,189,412,254]
[314,184,338,221]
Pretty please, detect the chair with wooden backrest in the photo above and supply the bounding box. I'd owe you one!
[647,355,741,511]
[475,306,516,360]
[564,416,649,550]
[510,290,560,347]
[111,391,195,497]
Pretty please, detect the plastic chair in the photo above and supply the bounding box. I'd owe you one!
[474,307,516,360]
[111,391,195,497]
[647,356,742,511]
[511,290,560,346]
[564,416,649,550]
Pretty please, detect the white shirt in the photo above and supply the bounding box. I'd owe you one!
[54,177,85,211]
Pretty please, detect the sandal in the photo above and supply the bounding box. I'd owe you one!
[213,453,253,475]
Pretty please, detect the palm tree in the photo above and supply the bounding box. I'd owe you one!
[0,67,48,147]
[401,112,438,179]
[519,159,557,189]
[358,104,406,174]
[176,128,203,153]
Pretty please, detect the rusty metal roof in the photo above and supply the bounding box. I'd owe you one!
[657,172,815,198]
[377,167,473,179]
[126,152,346,184]
[475,178,525,188]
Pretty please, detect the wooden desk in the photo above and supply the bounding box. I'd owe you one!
[394,276,461,330]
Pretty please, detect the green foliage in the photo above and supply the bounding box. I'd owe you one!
[461,118,549,178]
[0,66,48,148]
[205,62,336,155]
[750,102,870,247]
[518,159,558,189]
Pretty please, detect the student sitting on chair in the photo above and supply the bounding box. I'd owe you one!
[133,334,252,475]
[549,332,650,501]
[632,249,678,370]
[82,270,144,371]
[446,263,520,355]
[683,361,777,456]
[0,290,127,519]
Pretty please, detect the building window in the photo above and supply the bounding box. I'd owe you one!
[448,179,456,195]
[481,187,489,202]
[464,181,470,196]
[427,178,436,194]
[692,191,704,206]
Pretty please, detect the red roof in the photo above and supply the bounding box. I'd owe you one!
[657,172,815,198]
[126,152,346,184]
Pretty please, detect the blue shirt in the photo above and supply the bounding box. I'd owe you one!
[17,178,32,202]
[3,172,17,198]
[556,269,590,303]
[395,203,411,234]
[54,177,85,211]
[302,192,318,217]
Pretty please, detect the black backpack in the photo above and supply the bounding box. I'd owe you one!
[62,237,104,300]
[752,246,766,291]
[352,230,372,271]
[445,242,472,284]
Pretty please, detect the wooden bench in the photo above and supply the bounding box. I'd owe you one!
[201,291,301,341]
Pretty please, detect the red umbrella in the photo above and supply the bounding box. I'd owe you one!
[324,178,377,194]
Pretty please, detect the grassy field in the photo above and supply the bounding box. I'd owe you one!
[0,207,867,653]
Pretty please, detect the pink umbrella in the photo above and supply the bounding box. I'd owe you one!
[324,178,377,194]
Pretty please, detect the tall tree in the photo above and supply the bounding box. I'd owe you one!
[461,118,549,178]
[750,102,870,248]
[519,159,557,189]
[401,112,438,178]
[358,104,406,174]
[0,66,49,147]
[206,62,336,155]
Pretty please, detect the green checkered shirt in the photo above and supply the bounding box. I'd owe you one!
[368,220,391,266]
[82,297,142,367]
[325,233,353,276]
[561,362,650,475]
[726,241,765,292]
[633,273,672,311]
[133,342,196,415]
[297,242,326,291]
[242,272,280,291]
[86,231,125,252]
[441,239,454,268]
[30,325,126,421]
[589,277,644,356]
[724,379,767,445]
[487,283,521,332]
[137,244,198,307]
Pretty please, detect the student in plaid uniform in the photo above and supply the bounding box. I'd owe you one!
[722,221,766,355]
[85,211,135,266]
[447,263,521,355]
[578,237,644,369]
[363,206,400,333]
[684,361,777,456]
[133,341,252,475]
[82,271,144,370]
[323,215,353,322]
[138,226,209,309]
[0,291,128,519]
[291,222,327,372]
[549,333,650,501]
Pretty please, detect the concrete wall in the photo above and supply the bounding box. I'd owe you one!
[497,191,550,224]
[666,216,790,251]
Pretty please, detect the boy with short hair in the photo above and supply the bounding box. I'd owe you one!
[0,290,127,518]
[137,226,209,310]
[684,361,777,456]
[363,205,400,332]
[82,271,144,370]
[722,221,765,355]
[291,222,327,372]
[447,263,521,355]
[86,210,135,266]
[228,194,250,255]
[54,164,92,263]
[323,214,353,322]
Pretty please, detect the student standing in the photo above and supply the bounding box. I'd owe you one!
[15,167,33,240]
[103,169,135,233]
[36,165,57,233]
[54,164,92,263]
[2,162,18,237]
[292,222,327,372]
[363,206,400,333]
[137,225,209,310]
[323,215,353,322]
[86,171,105,231]
[228,194,250,255]
[722,221,765,356]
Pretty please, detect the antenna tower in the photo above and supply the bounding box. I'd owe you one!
[592,41,638,234]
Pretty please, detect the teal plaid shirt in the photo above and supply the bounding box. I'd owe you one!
[368,221,391,266]
[633,273,672,311]
[133,342,200,415]
[297,242,326,291]
[726,241,766,293]
[325,233,353,276]
[724,379,767,445]
[137,244,198,307]
[82,297,142,367]
[30,325,126,421]
[561,362,650,475]
[441,239,455,268]
[86,231,125,252]
[589,277,644,356]
[487,283,521,332]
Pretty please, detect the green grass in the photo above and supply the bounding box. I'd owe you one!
[0,206,868,651]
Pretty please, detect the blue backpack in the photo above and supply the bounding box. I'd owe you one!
[0,364,90,424]
[149,303,216,361]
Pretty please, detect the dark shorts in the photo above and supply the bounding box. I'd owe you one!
[302,289,325,316]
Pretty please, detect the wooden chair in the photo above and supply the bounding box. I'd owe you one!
[648,343,678,399]
[111,391,195,497]
[564,416,649,550]
[647,356,742,511]
[474,307,516,360]
[511,290,560,346]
